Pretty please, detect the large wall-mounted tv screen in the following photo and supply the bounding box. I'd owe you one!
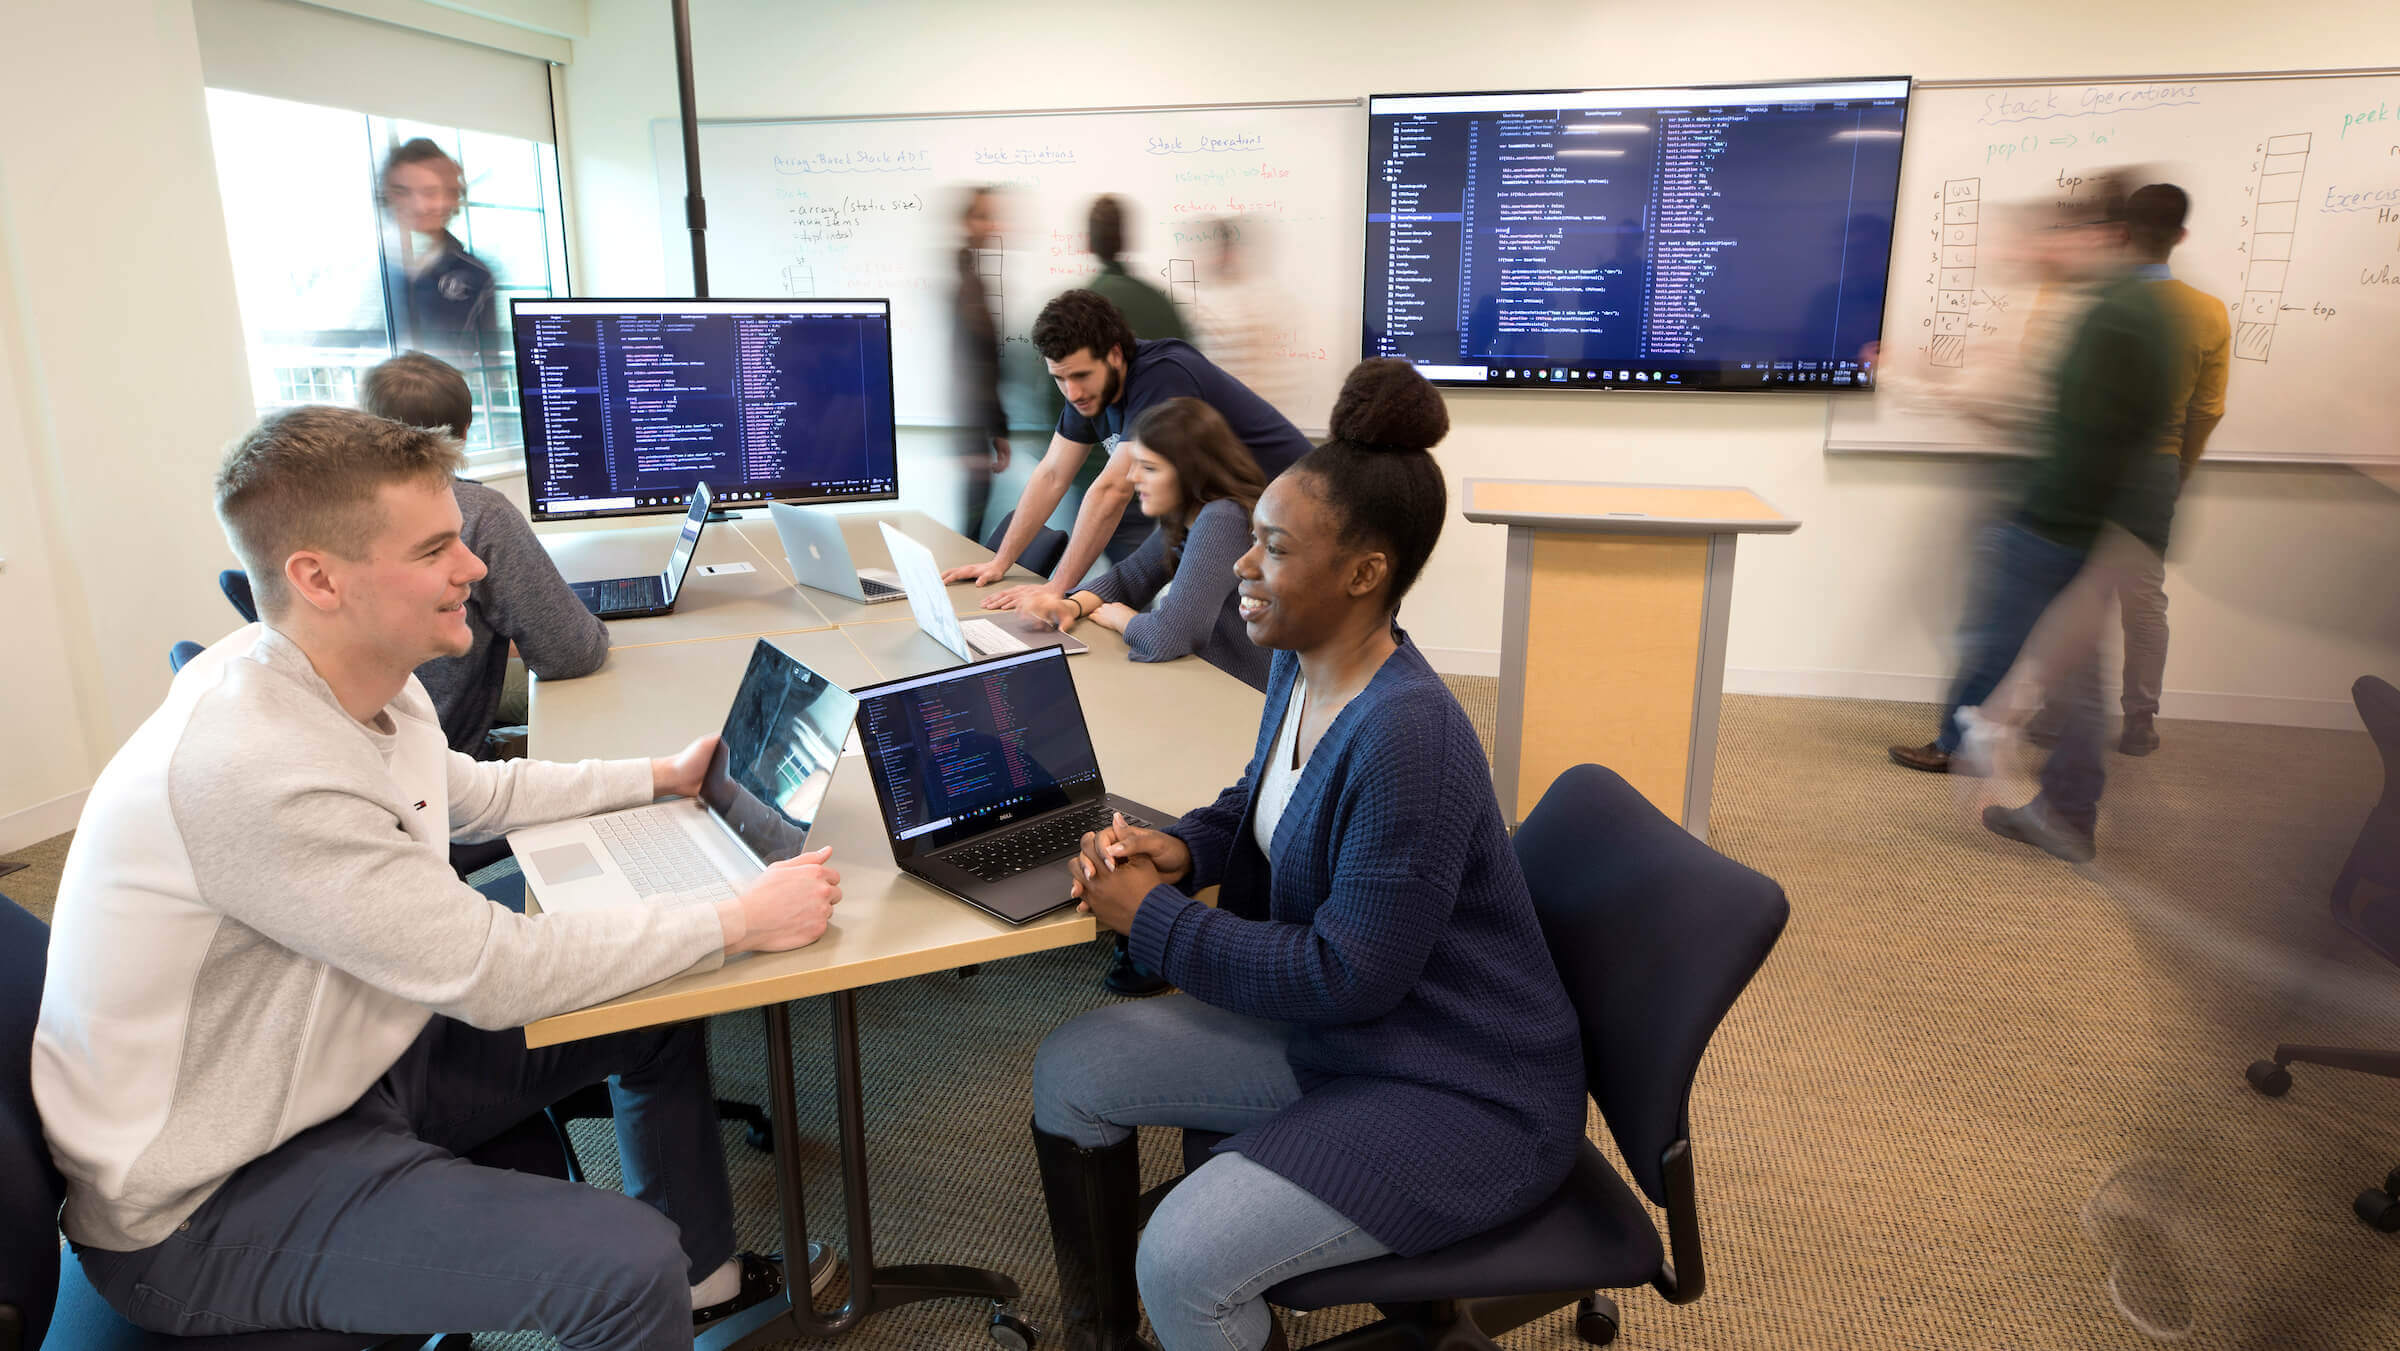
[1365,78,1910,392]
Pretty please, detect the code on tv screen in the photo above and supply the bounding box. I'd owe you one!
[513,297,900,521]
[1366,78,1910,392]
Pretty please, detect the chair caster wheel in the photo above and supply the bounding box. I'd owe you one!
[1574,1293,1620,1345]
[2384,1166,2400,1199]
[988,1303,1038,1350]
[2244,1060,2292,1097]
[744,1120,773,1152]
[2356,1188,2400,1232]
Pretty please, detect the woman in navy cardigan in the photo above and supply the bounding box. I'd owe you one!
[1028,360,1586,1351]
[1020,396,1273,999]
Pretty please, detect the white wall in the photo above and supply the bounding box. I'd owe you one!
[563,0,2400,727]
[5,0,2394,843]
[1,0,261,846]
[0,0,586,845]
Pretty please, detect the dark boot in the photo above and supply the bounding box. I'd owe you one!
[1102,931,1170,996]
[1032,1123,1156,1351]
[2117,714,2160,756]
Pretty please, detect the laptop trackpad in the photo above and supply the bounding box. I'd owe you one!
[529,843,604,886]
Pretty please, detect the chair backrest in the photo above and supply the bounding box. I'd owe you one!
[1,894,65,1351]
[980,516,1070,580]
[1513,765,1788,1209]
[2337,676,2400,960]
[2357,676,2399,792]
[1019,528,1071,580]
[169,641,206,673]
[218,570,257,624]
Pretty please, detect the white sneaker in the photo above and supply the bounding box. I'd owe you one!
[1952,706,2004,778]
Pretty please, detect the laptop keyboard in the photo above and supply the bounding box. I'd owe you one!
[940,803,1153,883]
[578,577,659,614]
[592,807,734,901]
[860,575,904,601]
[961,618,1031,655]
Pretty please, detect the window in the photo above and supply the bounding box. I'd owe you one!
[204,88,570,465]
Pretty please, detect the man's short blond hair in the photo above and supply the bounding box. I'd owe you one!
[215,406,463,620]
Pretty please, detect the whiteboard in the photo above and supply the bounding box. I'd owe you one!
[1828,69,2400,464]
[651,102,1366,430]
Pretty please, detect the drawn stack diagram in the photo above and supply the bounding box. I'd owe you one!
[2236,133,2310,363]
[979,245,1005,336]
[1934,177,1980,367]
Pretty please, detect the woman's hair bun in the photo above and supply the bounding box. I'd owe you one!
[1327,358,1449,454]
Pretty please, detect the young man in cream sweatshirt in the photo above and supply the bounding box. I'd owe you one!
[35,406,837,1347]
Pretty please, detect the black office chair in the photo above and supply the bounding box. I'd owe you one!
[2245,674,2400,1231]
[217,570,257,624]
[168,642,205,673]
[1156,765,1788,1348]
[982,513,1070,580]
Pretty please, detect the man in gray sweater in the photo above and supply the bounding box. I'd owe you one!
[35,408,841,1347]
[361,352,609,757]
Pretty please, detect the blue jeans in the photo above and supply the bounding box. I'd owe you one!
[1936,522,2089,753]
[75,1016,735,1350]
[1033,995,1393,1351]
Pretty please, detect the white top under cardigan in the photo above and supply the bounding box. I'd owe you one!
[1252,678,1307,857]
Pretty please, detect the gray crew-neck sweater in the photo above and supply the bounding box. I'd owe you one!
[32,625,725,1251]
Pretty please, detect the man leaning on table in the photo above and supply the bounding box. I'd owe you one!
[33,407,840,1349]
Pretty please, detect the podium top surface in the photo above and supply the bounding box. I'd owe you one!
[1461,479,1799,535]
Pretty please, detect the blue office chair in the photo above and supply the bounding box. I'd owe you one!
[2245,674,2400,1230]
[1163,765,1789,1348]
[4,891,556,1351]
[981,513,1070,581]
[168,642,205,673]
[217,571,257,625]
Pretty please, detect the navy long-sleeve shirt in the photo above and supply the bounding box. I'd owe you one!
[1084,497,1268,691]
[1131,635,1586,1255]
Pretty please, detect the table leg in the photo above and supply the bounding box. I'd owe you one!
[699,992,1026,1351]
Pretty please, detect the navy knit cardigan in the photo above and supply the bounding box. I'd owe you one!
[1130,634,1586,1255]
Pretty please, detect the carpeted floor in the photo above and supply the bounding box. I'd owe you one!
[13,682,2396,1349]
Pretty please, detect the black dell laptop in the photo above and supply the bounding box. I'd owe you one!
[852,645,1174,925]
[568,482,714,620]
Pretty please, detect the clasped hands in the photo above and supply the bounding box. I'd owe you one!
[1070,811,1190,936]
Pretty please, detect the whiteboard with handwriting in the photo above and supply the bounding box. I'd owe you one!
[1828,70,2400,464]
[651,104,1365,430]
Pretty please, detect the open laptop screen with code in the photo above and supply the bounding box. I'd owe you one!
[854,648,1103,856]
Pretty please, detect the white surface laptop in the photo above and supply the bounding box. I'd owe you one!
[877,520,1085,663]
[769,501,905,605]
[507,641,859,915]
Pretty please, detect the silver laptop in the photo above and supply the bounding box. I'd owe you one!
[769,502,905,605]
[878,521,1085,663]
[507,641,859,915]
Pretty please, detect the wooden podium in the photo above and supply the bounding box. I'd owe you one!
[1463,479,1799,841]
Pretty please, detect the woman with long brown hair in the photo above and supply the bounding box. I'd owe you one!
[1020,396,1270,693]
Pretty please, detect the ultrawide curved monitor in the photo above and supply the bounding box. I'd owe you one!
[512,297,900,521]
[1366,77,1910,392]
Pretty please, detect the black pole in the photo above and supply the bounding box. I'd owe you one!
[671,0,708,298]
